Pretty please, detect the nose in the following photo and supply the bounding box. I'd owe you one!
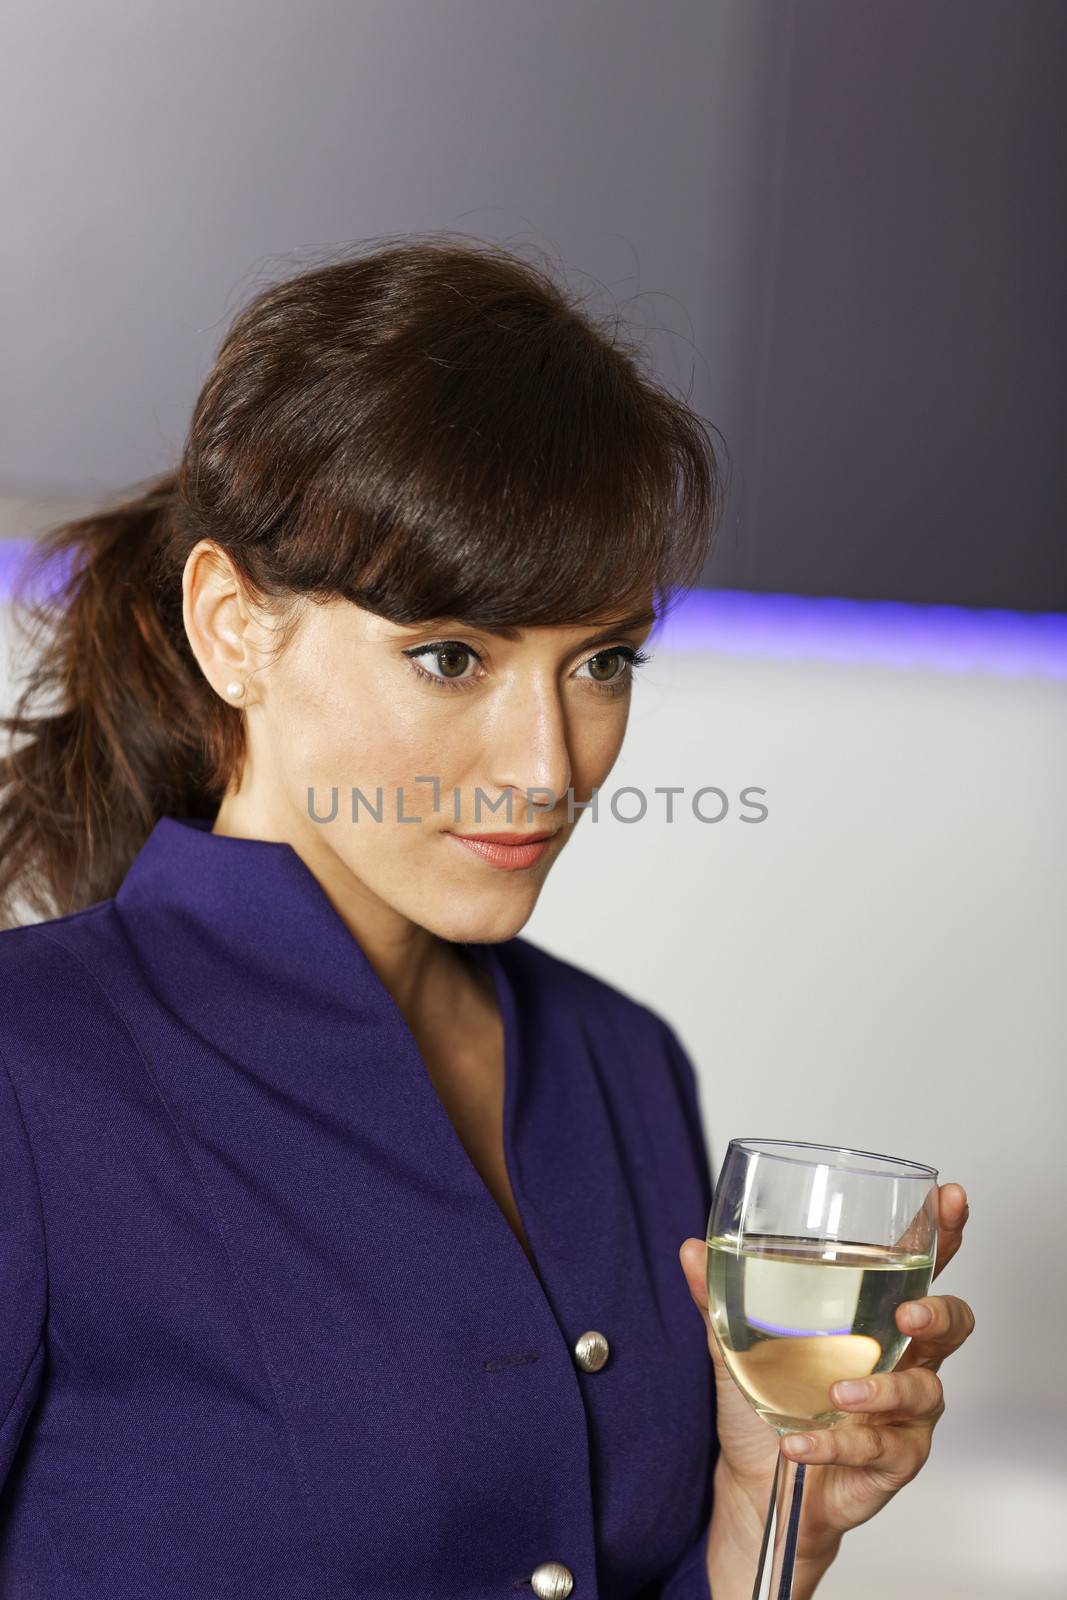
[484,677,573,827]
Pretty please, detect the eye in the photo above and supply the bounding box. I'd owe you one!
[576,646,653,695]
[401,640,483,692]
[401,640,653,697]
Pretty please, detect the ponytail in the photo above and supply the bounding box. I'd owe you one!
[0,471,234,927]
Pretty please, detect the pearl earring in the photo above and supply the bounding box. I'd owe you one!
[225,681,244,698]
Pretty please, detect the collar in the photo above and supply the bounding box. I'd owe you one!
[114,813,509,1040]
[109,814,572,1320]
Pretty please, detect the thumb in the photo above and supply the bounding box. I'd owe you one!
[678,1237,728,1369]
[679,1237,710,1314]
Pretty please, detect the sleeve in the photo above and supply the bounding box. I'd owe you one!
[0,1043,47,1492]
[640,1022,718,1600]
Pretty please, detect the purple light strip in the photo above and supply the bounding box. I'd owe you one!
[2,537,1065,678]
[0,541,36,600]
[652,586,1067,679]
[747,1314,854,1338]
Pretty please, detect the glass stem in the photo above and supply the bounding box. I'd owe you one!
[750,1452,780,1600]
[774,1460,806,1598]
[750,1450,807,1600]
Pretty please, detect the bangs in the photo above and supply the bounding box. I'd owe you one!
[233,243,726,636]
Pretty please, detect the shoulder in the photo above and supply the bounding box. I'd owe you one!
[0,898,121,986]
[0,899,132,1063]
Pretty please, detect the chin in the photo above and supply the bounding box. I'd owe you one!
[430,898,537,947]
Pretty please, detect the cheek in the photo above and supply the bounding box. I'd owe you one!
[269,661,470,819]
[571,706,630,787]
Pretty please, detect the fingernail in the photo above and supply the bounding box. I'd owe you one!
[832,1379,871,1404]
[902,1302,932,1329]
[783,1434,813,1455]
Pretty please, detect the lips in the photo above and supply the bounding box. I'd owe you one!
[445,830,556,870]
[450,831,555,844]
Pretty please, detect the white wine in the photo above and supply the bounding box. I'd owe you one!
[706,1233,934,1432]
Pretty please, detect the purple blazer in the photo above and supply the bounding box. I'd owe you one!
[0,815,718,1598]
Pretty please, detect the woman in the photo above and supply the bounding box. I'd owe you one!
[0,235,972,1599]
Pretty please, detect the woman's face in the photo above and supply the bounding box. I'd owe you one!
[187,546,655,945]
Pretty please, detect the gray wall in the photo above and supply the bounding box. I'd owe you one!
[727,0,1067,611]
[0,0,764,509]
[3,1,1063,605]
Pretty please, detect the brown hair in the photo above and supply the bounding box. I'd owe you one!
[0,232,728,926]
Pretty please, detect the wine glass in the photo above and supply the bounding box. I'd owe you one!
[705,1139,938,1599]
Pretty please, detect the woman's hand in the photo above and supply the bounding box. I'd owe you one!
[678,1182,973,1575]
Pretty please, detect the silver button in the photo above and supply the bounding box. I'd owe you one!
[573,1329,610,1372]
[531,1561,574,1598]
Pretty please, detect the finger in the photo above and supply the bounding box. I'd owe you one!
[829,1367,944,1420]
[895,1293,976,1369]
[932,1182,969,1279]
[780,1421,926,1481]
